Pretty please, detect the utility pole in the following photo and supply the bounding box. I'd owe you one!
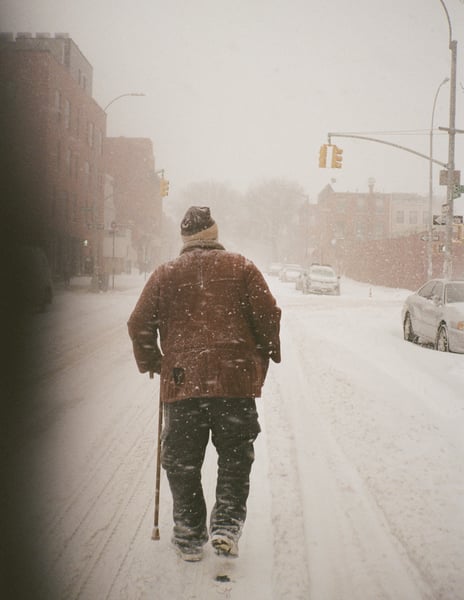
[438,0,457,279]
[442,39,458,279]
[428,77,449,279]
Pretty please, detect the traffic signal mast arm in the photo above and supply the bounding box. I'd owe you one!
[327,132,448,167]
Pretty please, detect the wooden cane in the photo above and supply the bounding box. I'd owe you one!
[150,371,163,540]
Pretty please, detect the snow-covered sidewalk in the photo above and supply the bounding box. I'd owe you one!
[7,274,464,599]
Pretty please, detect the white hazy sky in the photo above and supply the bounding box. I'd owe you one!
[2,0,464,201]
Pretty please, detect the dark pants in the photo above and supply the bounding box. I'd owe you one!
[161,397,260,550]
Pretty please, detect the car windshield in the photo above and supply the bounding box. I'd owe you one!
[311,266,335,277]
[445,282,464,303]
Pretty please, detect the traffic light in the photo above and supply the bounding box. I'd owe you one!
[318,144,328,168]
[331,145,343,168]
[160,178,170,197]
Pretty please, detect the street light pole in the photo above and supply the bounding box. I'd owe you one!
[427,77,449,279]
[437,0,457,279]
[90,91,145,291]
[103,92,145,112]
[111,220,117,290]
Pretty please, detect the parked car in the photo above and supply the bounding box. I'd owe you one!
[402,279,464,353]
[302,264,340,295]
[279,264,303,283]
[267,262,283,277]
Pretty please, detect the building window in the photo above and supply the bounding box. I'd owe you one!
[54,90,61,122]
[65,148,71,174]
[62,191,69,224]
[357,197,365,209]
[355,220,365,239]
[375,197,384,212]
[374,222,384,239]
[87,121,94,147]
[396,210,404,224]
[63,99,71,129]
[84,161,90,188]
[409,211,418,225]
[96,129,103,155]
[72,194,78,223]
[334,222,345,239]
[51,187,57,220]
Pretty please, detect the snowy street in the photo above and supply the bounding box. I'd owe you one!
[9,272,464,600]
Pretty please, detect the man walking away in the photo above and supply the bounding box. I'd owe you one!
[128,206,281,562]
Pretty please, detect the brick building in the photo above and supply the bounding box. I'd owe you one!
[104,137,163,273]
[0,32,108,279]
[315,182,392,270]
[314,182,463,288]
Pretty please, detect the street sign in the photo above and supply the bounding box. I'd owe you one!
[453,185,464,199]
[439,169,461,185]
[420,232,441,242]
[433,215,463,225]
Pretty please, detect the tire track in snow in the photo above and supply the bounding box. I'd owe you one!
[261,371,312,599]
[42,397,154,562]
[38,397,157,599]
[71,424,156,600]
[281,308,435,600]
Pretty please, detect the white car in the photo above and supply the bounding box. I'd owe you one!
[267,262,283,276]
[402,279,464,353]
[279,264,303,283]
[303,264,340,295]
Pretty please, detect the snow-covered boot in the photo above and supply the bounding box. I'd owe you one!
[211,534,239,558]
[172,541,203,562]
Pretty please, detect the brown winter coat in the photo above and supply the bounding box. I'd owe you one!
[127,243,281,403]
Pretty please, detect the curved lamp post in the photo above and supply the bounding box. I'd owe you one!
[103,92,146,112]
[90,92,146,291]
[427,77,449,279]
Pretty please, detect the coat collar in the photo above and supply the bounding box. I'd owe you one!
[180,240,225,255]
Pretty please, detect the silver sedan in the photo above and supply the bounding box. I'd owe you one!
[402,279,464,353]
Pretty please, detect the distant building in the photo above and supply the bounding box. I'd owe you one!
[315,182,390,270]
[389,193,430,238]
[104,137,163,273]
[0,32,106,278]
[315,181,439,273]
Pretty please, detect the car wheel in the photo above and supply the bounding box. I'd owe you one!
[436,324,449,352]
[403,313,417,343]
